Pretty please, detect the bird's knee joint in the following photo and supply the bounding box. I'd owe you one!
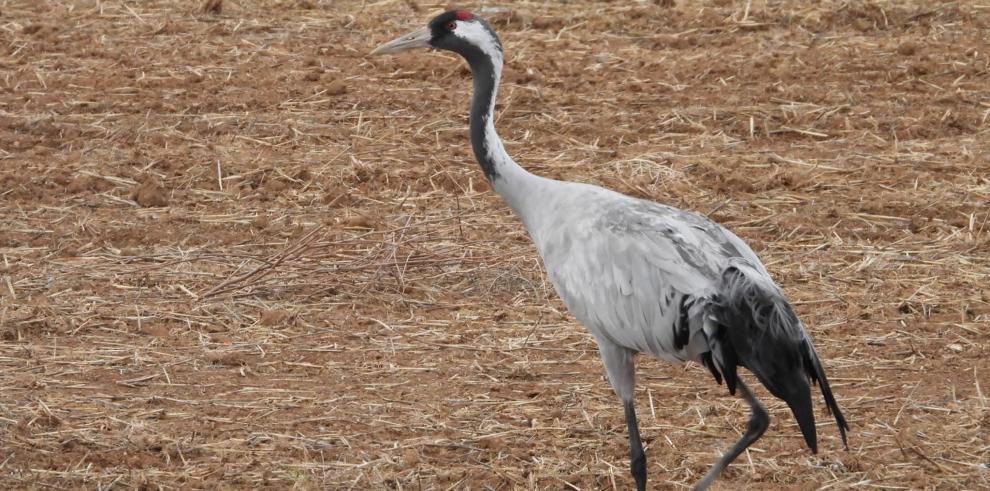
[749,411,770,432]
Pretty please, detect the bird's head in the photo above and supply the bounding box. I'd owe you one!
[370,10,502,65]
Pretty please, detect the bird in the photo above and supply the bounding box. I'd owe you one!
[371,10,849,491]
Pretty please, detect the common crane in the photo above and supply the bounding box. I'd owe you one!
[371,10,849,490]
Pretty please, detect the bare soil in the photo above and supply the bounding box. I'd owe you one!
[1,0,988,489]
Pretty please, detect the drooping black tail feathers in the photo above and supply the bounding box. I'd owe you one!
[806,342,850,449]
[704,259,849,453]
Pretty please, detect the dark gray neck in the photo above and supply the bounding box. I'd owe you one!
[459,42,544,227]
[466,53,501,182]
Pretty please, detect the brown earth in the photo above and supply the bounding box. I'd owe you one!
[1,0,989,489]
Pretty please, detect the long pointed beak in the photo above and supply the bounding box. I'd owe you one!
[370,26,432,55]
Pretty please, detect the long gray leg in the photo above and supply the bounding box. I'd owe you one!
[625,399,647,491]
[694,377,770,491]
[595,340,647,491]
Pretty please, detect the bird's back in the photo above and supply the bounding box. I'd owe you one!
[527,182,763,361]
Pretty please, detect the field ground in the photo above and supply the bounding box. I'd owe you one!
[1,0,989,489]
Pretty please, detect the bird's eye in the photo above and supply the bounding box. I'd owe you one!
[446,21,457,30]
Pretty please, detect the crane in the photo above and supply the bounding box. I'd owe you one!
[371,10,849,491]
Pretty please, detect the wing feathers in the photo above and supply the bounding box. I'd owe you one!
[543,196,759,362]
[707,259,848,452]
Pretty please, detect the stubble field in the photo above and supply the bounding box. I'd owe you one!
[1,0,989,489]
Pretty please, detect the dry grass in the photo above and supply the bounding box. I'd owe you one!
[1,0,989,489]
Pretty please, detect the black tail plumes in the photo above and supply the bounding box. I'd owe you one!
[704,261,849,453]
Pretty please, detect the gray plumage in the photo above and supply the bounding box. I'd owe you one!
[518,178,848,487]
[535,185,763,367]
[530,182,846,436]
[372,11,849,491]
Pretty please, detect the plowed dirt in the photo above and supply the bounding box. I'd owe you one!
[1,1,988,489]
